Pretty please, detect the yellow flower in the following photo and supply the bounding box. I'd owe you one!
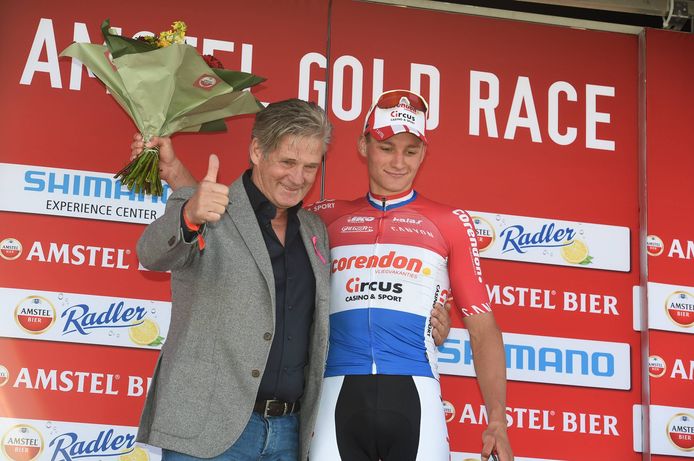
[153,21,187,48]
[172,21,187,33]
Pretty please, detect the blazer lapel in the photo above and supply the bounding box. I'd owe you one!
[227,177,275,301]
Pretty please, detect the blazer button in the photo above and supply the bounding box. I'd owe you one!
[263,332,272,341]
[168,236,176,247]
[251,369,260,378]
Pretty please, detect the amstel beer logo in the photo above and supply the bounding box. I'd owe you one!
[14,296,56,334]
[194,74,219,90]
[442,400,456,423]
[2,425,44,461]
[0,365,9,387]
[0,238,22,261]
[472,216,495,252]
[648,355,667,378]
[646,234,665,256]
[665,291,694,328]
[667,413,694,451]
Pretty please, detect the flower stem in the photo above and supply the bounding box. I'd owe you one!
[114,146,163,196]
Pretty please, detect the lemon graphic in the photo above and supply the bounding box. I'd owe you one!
[120,447,149,461]
[129,319,160,346]
[561,239,591,264]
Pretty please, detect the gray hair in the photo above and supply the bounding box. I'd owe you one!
[251,99,332,157]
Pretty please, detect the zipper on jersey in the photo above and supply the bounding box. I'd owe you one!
[368,196,388,374]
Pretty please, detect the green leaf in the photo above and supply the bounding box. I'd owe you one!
[199,119,228,132]
[211,68,266,91]
[579,255,594,265]
[101,18,157,59]
[148,336,165,347]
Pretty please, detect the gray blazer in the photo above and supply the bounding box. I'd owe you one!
[135,176,330,460]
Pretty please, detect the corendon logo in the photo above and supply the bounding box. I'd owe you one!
[667,413,694,451]
[15,296,56,334]
[61,302,147,335]
[48,429,135,461]
[665,291,694,328]
[453,210,483,283]
[2,425,43,461]
[25,241,131,269]
[649,355,667,378]
[500,223,576,254]
[0,238,22,260]
[331,251,426,275]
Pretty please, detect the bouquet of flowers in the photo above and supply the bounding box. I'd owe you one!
[61,20,265,195]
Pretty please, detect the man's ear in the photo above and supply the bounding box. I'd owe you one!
[249,138,262,166]
[358,135,368,158]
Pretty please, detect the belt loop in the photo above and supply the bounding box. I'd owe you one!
[264,401,271,419]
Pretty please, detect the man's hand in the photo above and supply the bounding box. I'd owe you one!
[183,155,229,225]
[129,134,196,189]
[431,297,453,346]
[481,421,513,461]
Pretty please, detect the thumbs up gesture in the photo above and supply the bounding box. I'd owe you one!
[183,154,229,225]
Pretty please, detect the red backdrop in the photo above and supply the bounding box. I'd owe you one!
[0,1,691,460]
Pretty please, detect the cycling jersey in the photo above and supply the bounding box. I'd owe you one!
[310,189,491,379]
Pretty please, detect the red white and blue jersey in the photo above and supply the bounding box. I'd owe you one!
[310,189,491,379]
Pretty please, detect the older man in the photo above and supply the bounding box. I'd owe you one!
[135,99,332,461]
[131,96,456,461]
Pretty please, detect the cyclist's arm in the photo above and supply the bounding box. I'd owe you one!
[446,208,513,460]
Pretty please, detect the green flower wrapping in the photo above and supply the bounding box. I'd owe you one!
[61,19,265,195]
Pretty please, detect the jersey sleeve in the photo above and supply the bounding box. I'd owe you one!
[306,199,342,226]
[442,208,492,317]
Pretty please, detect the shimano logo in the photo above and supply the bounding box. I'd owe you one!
[437,329,630,389]
[24,170,169,204]
[440,339,615,378]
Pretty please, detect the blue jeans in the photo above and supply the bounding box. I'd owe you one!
[162,412,299,461]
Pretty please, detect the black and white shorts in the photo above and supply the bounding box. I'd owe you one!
[309,374,449,461]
